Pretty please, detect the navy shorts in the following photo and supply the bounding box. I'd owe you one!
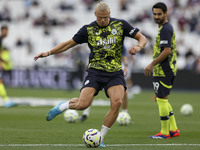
[152,76,175,98]
[81,68,127,98]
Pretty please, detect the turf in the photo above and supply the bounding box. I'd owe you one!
[0,88,200,150]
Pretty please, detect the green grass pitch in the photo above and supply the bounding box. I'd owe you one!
[0,87,200,150]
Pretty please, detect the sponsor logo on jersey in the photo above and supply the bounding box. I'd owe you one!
[129,29,136,35]
[160,40,168,44]
[84,80,90,85]
[104,45,111,49]
[97,37,116,46]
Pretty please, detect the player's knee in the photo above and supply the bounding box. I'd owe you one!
[111,98,122,109]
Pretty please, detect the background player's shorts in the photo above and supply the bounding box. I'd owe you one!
[81,68,127,98]
[152,76,175,98]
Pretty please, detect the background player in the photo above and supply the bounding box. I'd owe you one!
[144,2,180,139]
[0,25,16,108]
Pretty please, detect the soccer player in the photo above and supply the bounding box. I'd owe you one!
[0,25,16,108]
[34,1,147,147]
[144,2,180,139]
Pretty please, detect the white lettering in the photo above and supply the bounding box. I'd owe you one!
[153,82,159,93]
[160,40,168,44]
[129,29,136,35]
[97,37,116,46]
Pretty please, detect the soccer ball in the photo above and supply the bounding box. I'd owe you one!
[116,112,131,126]
[180,104,193,116]
[82,129,102,148]
[63,109,79,123]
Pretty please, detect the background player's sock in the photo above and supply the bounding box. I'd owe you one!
[83,106,91,116]
[156,98,169,135]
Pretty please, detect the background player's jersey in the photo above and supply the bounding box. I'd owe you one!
[73,18,139,72]
[153,22,177,77]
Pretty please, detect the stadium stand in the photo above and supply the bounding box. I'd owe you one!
[0,0,200,72]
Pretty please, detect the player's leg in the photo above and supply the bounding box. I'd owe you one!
[0,79,8,101]
[104,85,124,127]
[156,96,170,136]
[125,70,134,99]
[168,102,180,137]
[150,77,171,139]
[126,78,134,99]
[79,106,91,121]
[165,77,180,137]
[100,70,126,147]
[46,87,95,121]
[100,85,124,144]
[69,87,95,110]
[121,89,128,112]
[120,89,134,124]
[150,96,171,139]
[0,77,16,108]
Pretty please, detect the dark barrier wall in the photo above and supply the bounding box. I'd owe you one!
[3,69,74,89]
[3,69,200,90]
[132,70,200,90]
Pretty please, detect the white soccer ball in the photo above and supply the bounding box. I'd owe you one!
[63,109,79,123]
[82,129,102,148]
[117,112,131,126]
[180,104,193,116]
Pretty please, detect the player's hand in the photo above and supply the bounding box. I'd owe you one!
[144,63,153,76]
[128,46,141,55]
[34,51,50,61]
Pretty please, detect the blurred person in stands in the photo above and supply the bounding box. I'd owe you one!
[144,2,179,139]
[34,1,147,147]
[0,25,16,108]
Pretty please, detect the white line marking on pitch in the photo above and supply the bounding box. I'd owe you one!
[0,98,110,107]
[0,144,200,147]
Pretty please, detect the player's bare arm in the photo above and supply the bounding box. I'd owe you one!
[34,39,77,61]
[128,32,147,55]
[144,47,171,76]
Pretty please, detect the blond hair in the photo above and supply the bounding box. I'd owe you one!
[95,1,110,12]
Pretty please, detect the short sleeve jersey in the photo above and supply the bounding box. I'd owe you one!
[72,18,139,72]
[153,22,177,77]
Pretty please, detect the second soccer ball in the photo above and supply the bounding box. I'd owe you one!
[180,104,193,116]
[117,112,131,126]
[63,109,79,123]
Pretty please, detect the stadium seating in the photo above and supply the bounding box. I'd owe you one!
[0,0,199,71]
